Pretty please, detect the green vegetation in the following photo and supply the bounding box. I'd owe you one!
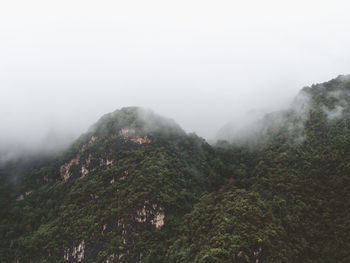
[1,76,350,262]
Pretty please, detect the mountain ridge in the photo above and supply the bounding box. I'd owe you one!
[1,75,350,262]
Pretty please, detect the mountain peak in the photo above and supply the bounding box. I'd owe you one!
[216,74,350,146]
[87,107,184,138]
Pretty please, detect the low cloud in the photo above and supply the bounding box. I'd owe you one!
[215,90,312,146]
[1,1,350,163]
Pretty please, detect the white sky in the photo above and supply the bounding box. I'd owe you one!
[1,0,350,150]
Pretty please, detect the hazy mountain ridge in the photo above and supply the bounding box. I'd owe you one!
[0,107,221,262]
[1,76,350,262]
[216,74,350,147]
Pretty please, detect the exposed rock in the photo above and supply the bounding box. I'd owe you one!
[119,176,126,181]
[86,154,92,166]
[80,165,88,178]
[64,248,69,261]
[89,136,98,145]
[120,128,136,138]
[90,194,99,200]
[119,128,151,144]
[135,202,165,229]
[153,207,165,229]
[16,190,33,201]
[64,240,85,262]
[119,170,128,181]
[72,240,85,262]
[105,253,125,263]
[60,157,80,182]
[100,158,114,167]
[81,136,98,152]
[106,254,115,263]
[130,136,151,144]
[118,253,125,261]
[16,194,24,201]
[121,224,127,245]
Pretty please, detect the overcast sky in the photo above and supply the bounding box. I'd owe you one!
[1,0,350,153]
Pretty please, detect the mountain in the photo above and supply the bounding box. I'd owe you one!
[1,76,350,262]
[0,107,221,263]
[172,75,350,262]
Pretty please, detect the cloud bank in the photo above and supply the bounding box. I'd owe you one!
[1,0,350,162]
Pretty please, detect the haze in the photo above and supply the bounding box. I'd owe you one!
[1,0,350,160]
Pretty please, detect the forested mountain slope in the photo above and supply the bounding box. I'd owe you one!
[1,76,350,263]
[169,75,350,262]
[0,107,221,262]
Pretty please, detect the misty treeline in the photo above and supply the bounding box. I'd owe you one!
[0,75,350,262]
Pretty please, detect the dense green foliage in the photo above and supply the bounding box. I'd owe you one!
[1,76,350,262]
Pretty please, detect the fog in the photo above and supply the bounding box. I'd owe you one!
[1,0,350,161]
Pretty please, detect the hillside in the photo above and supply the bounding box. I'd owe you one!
[1,76,350,262]
[171,75,350,262]
[0,107,222,263]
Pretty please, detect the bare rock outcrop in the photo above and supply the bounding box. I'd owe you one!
[64,240,85,262]
[60,157,79,182]
[135,201,165,229]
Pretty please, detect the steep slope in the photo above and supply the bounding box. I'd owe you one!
[1,76,350,263]
[169,75,350,263]
[0,107,221,262]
